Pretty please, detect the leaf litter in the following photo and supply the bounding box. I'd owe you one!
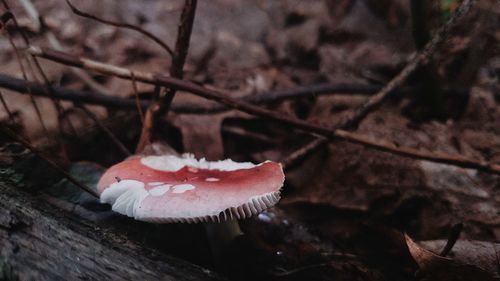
[0,0,499,280]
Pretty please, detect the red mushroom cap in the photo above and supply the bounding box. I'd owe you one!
[97,154,284,223]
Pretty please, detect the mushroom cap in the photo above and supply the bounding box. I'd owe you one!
[97,154,284,223]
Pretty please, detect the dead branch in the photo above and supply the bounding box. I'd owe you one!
[0,74,149,109]
[0,90,15,122]
[0,124,99,197]
[130,72,145,124]
[18,0,129,154]
[137,0,197,152]
[282,0,475,167]
[1,0,77,137]
[440,223,463,257]
[4,19,48,135]
[341,0,473,129]
[26,46,500,175]
[65,0,173,56]
[0,73,467,114]
[74,104,132,156]
[160,0,197,112]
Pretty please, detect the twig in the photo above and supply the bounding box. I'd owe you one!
[1,0,77,136]
[0,90,15,122]
[44,24,113,96]
[343,0,473,129]
[5,30,48,135]
[274,262,333,277]
[0,74,468,114]
[281,138,326,169]
[0,124,99,198]
[137,0,197,152]
[18,0,40,30]
[0,74,149,109]
[74,104,132,156]
[26,46,500,175]
[282,0,474,167]
[0,10,12,28]
[65,0,173,56]
[159,0,197,113]
[221,126,279,145]
[440,223,463,257]
[20,0,114,99]
[130,72,145,124]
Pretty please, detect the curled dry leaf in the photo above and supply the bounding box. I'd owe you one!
[404,234,499,281]
[420,239,500,277]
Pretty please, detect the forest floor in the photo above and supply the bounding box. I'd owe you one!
[0,0,499,280]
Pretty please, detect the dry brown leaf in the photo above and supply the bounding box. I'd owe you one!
[405,234,498,281]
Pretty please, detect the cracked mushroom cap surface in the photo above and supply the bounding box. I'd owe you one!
[97,154,284,223]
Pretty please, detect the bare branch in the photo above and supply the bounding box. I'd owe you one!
[0,74,149,109]
[1,0,77,137]
[0,73,466,113]
[0,90,15,122]
[342,0,473,129]
[160,0,197,110]
[26,46,500,175]
[130,72,145,124]
[137,0,197,152]
[74,104,132,156]
[0,124,99,198]
[65,0,173,56]
[4,27,48,135]
[283,0,475,167]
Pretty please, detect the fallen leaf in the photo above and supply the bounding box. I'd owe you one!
[405,234,499,281]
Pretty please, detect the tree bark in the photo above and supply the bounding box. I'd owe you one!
[0,182,225,281]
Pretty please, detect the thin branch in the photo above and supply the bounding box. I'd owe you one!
[0,73,467,114]
[65,0,173,56]
[282,0,474,167]
[0,90,15,122]
[440,223,463,257]
[137,0,197,152]
[343,0,473,129]
[0,10,12,28]
[18,0,40,30]
[19,0,112,96]
[5,30,49,135]
[159,0,197,113]
[0,74,149,109]
[44,23,113,96]
[130,72,145,124]
[18,0,126,156]
[1,0,76,136]
[282,138,326,169]
[0,124,99,198]
[74,104,132,156]
[26,46,500,175]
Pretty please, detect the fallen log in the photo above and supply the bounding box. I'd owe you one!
[0,181,225,281]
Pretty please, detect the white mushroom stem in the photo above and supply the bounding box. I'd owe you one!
[204,220,243,265]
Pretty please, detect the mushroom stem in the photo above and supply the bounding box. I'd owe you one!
[204,220,243,265]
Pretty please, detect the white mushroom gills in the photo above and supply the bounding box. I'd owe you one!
[100,178,281,223]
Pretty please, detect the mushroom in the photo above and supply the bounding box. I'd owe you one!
[97,153,284,263]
